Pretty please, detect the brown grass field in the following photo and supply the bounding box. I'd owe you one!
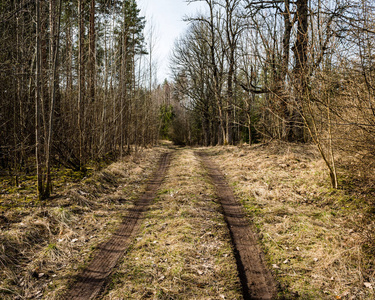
[205,142,375,299]
[0,147,167,299]
[0,142,374,299]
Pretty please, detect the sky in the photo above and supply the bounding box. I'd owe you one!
[136,0,207,83]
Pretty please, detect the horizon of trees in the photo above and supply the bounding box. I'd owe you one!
[168,0,375,188]
[2,0,375,195]
[0,0,172,199]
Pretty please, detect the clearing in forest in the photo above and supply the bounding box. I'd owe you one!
[0,148,167,299]
[206,143,375,299]
[65,152,172,299]
[102,149,246,299]
[197,151,276,299]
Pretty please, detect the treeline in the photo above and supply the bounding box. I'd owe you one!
[0,0,162,199]
[170,0,375,187]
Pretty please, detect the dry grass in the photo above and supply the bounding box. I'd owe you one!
[204,141,375,299]
[103,149,242,300]
[2,142,373,299]
[0,147,167,300]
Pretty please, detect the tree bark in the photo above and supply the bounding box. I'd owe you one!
[78,0,85,168]
[35,0,43,199]
[280,0,293,140]
[291,0,309,142]
[45,0,62,198]
[207,0,225,144]
[89,0,96,103]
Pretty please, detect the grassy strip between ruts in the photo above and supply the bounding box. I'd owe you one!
[205,142,375,300]
[0,147,167,300]
[103,149,242,300]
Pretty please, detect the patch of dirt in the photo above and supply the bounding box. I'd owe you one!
[65,152,172,299]
[197,152,277,300]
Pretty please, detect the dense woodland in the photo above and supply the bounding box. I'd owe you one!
[0,0,168,199]
[1,0,375,198]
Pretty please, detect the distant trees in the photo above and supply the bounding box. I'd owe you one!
[0,0,160,199]
[172,0,244,145]
[172,0,375,187]
[3,0,375,191]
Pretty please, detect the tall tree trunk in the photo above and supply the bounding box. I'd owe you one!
[207,0,225,144]
[291,0,309,142]
[120,3,129,157]
[78,0,85,169]
[280,0,293,140]
[66,25,72,100]
[225,0,236,145]
[45,0,62,198]
[35,0,43,199]
[89,0,96,103]
[40,0,48,158]
[120,34,127,158]
[14,0,20,172]
[226,52,234,144]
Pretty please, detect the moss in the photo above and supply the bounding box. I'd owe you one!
[47,243,57,250]
[157,188,174,195]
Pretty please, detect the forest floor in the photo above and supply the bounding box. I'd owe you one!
[0,142,374,299]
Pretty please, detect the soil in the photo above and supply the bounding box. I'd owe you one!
[64,152,172,300]
[197,152,277,300]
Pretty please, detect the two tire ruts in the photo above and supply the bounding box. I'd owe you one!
[66,151,276,300]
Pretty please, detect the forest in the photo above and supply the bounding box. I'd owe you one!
[2,0,375,195]
[1,0,375,299]
[1,0,165,200]
[169,0,375,189]
[2,0,375,194]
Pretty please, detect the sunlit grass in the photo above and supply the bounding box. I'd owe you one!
[206,142,374,299]
[0,147,167,300]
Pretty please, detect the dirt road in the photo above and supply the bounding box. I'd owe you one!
[66,150,276,299]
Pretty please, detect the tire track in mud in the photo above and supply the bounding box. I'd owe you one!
[65,152,172,300]
[197,152,277,300]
